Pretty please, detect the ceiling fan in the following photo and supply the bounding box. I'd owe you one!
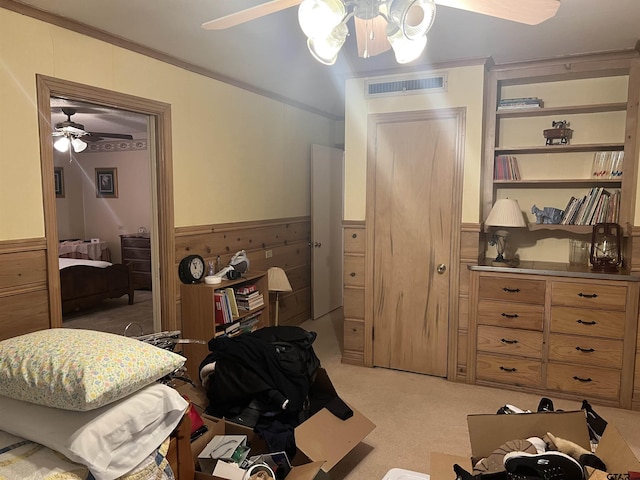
[52,108,134,153]
[202,0,561,64]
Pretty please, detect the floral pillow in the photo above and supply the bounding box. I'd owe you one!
[0,328,186,411]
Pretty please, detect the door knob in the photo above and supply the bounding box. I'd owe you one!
[314,242,322,247]
[437,264,446,274]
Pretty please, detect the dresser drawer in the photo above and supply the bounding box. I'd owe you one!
[121,236,150,249]
[476,353,542,387]
[551,282,627,311]
[478,299,544,331]
[343,286,364,319]
[344,255,365,287]
[478,277,545,304]
[550,306,625,339]
[344,228,365,253]
[477,325,543,358]
[546,363,620,401]
[548,334,623,368]
[343,319,364,352]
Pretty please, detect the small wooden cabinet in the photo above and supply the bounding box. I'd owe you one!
[469,263,640,409]
[342,225,366,365]
[180,271,270,381]
[120,234,152,290]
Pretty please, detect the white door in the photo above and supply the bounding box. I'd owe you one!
[311,144,344,319]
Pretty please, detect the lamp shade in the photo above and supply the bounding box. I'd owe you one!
[267,267,292,292]
[486,198,527,228]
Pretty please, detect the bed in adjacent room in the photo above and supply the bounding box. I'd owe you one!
[59,257,135,313]
[0,328,195,480]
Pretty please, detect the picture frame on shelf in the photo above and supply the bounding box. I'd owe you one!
[95,167,118,198]
[54,167,64,198]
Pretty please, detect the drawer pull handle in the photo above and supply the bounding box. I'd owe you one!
[503,287,520,293]
[576,346,595,353]
[501,313,519,319]
[578,293,598,299]
[501,338,518,344]
[573,376,593,383]
[350,272,356,277]
[352,233,357,238]
[500,366,517,372]
[577,319,597,326]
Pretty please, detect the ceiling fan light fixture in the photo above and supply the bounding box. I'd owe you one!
[307,22,348,65]
[387,24,427,63]
[388,0,435,39]
[54,136,71,153]
[298,0,346,39]
[71,137,88,153]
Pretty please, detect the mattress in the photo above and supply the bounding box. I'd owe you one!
[59,257,113,269]
[0,431,175,480]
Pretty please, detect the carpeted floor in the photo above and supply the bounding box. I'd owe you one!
[62,301,640,479]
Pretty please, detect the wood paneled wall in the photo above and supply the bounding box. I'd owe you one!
[627,227,640,410]
[174,217,311,331]
[456,223,483,382]
[0,238,50,341]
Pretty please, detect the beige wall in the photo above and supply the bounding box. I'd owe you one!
[0,8,337,242]
[343,65,486,222]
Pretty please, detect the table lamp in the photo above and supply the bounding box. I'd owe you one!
[485,198,527,266]
[267,266,292,326]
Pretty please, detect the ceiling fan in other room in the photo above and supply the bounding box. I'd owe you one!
[202,0,560,65]
[52,108,134,153]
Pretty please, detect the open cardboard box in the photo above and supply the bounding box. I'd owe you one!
[430,410,640,480]
[181,368,375,480]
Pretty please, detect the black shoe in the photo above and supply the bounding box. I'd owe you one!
[504,451,584,480]
[537,397,554,412]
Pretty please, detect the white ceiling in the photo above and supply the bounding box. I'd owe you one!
[12,0,640,120]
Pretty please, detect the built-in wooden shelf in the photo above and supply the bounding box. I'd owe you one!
[495,102,628,118]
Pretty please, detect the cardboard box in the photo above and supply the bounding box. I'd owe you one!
[181,368,375,480]
[198,435,249,474]
[430,411,640,480]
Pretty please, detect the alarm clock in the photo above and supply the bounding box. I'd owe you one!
[178,254,205,284]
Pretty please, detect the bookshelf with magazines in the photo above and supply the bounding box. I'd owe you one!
[179,271,269,380]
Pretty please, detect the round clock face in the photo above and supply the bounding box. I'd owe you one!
[178,255,205,284]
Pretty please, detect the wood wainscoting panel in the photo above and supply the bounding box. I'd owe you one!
[175,217,310,330]
[627,226,640,410]
[456,225,482,382]
[0,239,50,340]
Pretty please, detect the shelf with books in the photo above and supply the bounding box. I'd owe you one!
[179,270,270,379]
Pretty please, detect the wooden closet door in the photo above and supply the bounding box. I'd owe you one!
[368,109,464,377]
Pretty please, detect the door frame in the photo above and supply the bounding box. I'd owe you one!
[364,108,465,379]
[36,75,177,331]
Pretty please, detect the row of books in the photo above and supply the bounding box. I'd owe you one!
[215,311,262,338]
[560,188,620,225]
[497,97,543,110]
[591,151,624,179]
[214,283,264,326]
[494,155,521,180]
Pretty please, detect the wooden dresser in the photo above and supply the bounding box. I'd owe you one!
[120,234,152,290]
[469,262,640,409]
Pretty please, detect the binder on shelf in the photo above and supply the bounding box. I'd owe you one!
[214,292,226,325]
[225,287,239,318]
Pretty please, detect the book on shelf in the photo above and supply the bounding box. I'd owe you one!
[236,284,258,295]
[214,292,226,325]
[591,151,624,179]
[237,293,264,311]
[559,188,620,225]
[494,155,521,180]
[497,97,543,110]
[224,287,239,318]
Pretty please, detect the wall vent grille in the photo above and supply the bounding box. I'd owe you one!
[366,74,447,97]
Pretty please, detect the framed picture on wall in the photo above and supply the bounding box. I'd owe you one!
[54,167,64,198]
[95,167,118,198]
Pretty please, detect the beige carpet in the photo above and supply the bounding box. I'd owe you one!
[62,300,640,478]
[301,310,640,480]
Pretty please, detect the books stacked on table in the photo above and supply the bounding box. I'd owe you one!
[497,97,543,110]
[235,284,265,311]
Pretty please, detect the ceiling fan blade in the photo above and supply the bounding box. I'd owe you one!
[202,0,303,30]
[354,16,391,58]
[434,0,560,25]
[87,132,134,140]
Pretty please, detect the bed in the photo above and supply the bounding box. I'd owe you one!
[59,257,135,314]
[0,328,197,480]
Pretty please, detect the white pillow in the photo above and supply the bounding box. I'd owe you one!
[0,328,186,410]
[0,383,188,480]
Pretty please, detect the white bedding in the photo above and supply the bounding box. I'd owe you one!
[59,257,113,270]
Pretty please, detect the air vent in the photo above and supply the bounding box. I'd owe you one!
[366,73,447,97]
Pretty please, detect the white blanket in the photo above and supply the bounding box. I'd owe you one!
[58,257,112,270]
